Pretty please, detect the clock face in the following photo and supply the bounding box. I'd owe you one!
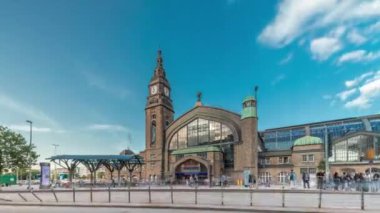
[151,85,158,95]
[164,87,170,97]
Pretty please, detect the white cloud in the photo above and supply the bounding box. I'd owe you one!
[0,94,58,127]
[347,30,367,45]
[336,88,357,101]
[345,78,380,109]
[345,71,375,87]
[310,37,342,61]
[366,21,380,33]
[278,53,293,65]
[271,74,286,86]
[257,0,336,47]
[87,124,128,132]
[8,124,52,133]
[330,70,380,109]
[258,0,380,61]
[322,94,332,100]
[338,50,380,64]
[82,71,130,99]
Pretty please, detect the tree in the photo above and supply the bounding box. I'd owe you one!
[318,160,325,171]
[0,126,39,175]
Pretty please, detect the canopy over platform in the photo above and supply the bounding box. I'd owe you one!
[48,154,143,162]
[47,154,144,186]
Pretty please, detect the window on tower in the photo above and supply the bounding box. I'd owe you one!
[151,121,156,144]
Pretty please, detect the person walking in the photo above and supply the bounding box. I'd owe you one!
[302,172,310,189]
[333,172,341,191]
[316,170,324,189]
[289,170,296,189]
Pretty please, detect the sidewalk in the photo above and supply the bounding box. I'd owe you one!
[0,202,374,213]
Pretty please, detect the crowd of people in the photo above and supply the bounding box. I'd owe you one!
[331,171,380,192]
[263,169,380,192]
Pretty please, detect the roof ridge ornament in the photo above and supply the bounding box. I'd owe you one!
[195,91,203,107]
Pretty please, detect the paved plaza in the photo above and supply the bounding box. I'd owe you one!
[1,186,380,212]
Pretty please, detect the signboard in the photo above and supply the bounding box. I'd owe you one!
[40,162,51,189]
[181,161,201,173]
[243,169,251,186]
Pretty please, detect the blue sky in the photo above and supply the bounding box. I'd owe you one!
[0,0,380,162]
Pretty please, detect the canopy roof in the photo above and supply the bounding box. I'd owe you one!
[47,154,143,162]
[171,145,221,155]
[293,136,323,146]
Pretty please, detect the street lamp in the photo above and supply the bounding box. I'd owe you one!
[26,120,32,190]
[52,144,59,182]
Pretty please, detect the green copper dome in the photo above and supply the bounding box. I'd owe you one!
[241,95,257,119]
[242,95,256,103]
[293,136,323,146]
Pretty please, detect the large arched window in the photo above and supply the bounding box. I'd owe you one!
[169,118,235,150]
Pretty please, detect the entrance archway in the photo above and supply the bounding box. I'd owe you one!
[173,157,210,184]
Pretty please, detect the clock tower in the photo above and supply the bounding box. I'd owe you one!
[145,50,174,181]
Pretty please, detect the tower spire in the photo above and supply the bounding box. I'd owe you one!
[155,49,165,77]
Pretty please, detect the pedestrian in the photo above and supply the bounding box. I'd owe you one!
[333,172,340,191]
[316,170,324,189]
[302,172,310,189]
[289,170,296,189]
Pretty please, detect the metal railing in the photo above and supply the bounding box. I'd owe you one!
[1,183,380,210]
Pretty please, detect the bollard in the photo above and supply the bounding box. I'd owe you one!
[250,187,253,206]
[318,186,322,208]
[72,187,76,203]
[128,183,131,203]
[90,187,93,203]
[281,185,285,208]
[148,185,151,203]
[195,185,198,205]
[108,186,111,203]
[361,187,365,210]
[170,185,173,204]
[221,185,224,206]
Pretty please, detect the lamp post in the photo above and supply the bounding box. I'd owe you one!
[26,120,33,190]
[52,144,59,182]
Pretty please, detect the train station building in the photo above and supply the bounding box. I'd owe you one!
[139,50,380,185]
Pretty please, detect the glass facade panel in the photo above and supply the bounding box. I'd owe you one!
[187,119,198,147]
[264,119,369,152]
[332,134,380,162]
[198,119,209,144]
[334,140,347,161]
[210,121,221,143]
[221,124,234,142]
[178,127,187,149]
[371,119,380,132]
[310,126,325,139]
[292,128,306,140]
[169,118,236,167]
[171,119,235,149]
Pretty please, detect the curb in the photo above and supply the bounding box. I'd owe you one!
[0,202,365,213]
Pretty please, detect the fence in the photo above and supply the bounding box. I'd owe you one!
[1,185,380,211]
